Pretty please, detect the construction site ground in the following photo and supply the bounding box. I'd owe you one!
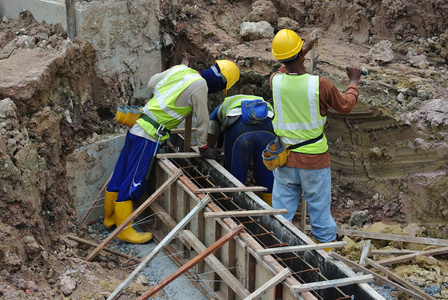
[1,0,448,299]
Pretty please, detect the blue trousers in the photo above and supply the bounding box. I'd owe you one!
[272,166,337,242]
[223,118,275,193]
[108,131,157,202]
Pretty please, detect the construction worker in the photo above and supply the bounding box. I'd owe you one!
[269,29,362,245]
[208,95,276,205]
[104,60,240,243]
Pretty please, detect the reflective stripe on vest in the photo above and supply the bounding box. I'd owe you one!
[272,73,328,154]
[219,95,273,120]
[137,65,202,139]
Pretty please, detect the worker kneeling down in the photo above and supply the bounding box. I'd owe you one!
[262,137,290,171]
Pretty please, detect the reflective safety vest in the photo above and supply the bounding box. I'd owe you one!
[271,73,328,154]
[137,65,203,140]
[218,94,274,121]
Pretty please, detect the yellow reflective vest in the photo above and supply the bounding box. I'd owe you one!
[137,65,202,140]
[271,73,328,154]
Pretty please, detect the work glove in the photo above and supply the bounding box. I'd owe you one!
[199,146,221,160]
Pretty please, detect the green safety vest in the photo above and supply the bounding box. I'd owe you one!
[272,73,328,154]
[137,65,202,140]
[219,94,274,121]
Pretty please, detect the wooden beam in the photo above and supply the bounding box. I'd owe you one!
[78,172,113,224]
[67,234,140,263]
[366,245,448,267]
[370,249,418,256]
[364,258,436,300]
[183,114,192,153]
[359,240,371,265]
[156,152,202,159]
[290,275,373,293]
[204,209,288,219]
[336,228,448,246]
[257,241,347,256]
[86,169,183,262]
[243,268,291,300]
[329,252,427,300]
[195,186,268,194]
[65,0,76,39]
[170,128,196,134]
[300,198,307,233]
[107,195,211,300]
[136,225,244,300]
[183,230,251,299]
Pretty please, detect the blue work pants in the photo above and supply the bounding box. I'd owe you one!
[108,131,157,202]
[223,118,275,193]
[272,166,337,242]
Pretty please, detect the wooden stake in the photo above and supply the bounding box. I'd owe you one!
[65,0,76,39]
[329,251,426,300]
[257,241,347,255]
[359,239,371,265]
[86,169,183,262]
[290,275,373,293]
[243,268,291,300]
[78,172,113,224]
[107,194,211,300]
[204,209,288,219]
[136,225,244,300]
[184,114,192,153]
[364,258,436,300]
[195,186,267,194]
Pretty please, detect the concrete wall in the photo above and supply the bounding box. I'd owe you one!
[66,134,126,223]
[0,0,162,100]
[0,0,67,29]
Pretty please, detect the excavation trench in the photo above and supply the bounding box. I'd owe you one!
[122,134,382,300]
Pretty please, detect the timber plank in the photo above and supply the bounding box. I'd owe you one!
[257,241,347,255]
[204,209,288,218]
[337,228,448,246]
[290,275,373,293]
[329,252,426,300]
[195,186,268,193]
[364,258,436,300]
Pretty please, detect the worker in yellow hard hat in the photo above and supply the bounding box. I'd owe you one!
[270,29,363,249]
[104,60,240,244]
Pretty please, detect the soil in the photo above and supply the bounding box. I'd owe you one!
[1,0,448,299]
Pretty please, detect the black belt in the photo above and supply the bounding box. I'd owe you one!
[288,133,324,150]
[140,114,169,136]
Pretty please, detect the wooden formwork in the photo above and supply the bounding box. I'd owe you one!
[137,135,384,300]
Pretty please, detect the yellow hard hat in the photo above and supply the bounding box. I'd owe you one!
[216,60,240,92]
[271,29,304,61]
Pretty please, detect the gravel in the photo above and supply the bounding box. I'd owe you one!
[90,220,209,299]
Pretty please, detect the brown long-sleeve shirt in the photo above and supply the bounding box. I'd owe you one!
[270,66,359,169]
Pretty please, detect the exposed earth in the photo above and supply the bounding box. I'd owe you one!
[1,0,448,299]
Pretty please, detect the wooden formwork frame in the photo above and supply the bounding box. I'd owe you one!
[139,146,384,300]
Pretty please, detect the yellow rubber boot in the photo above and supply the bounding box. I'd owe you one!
[114,200,153,244]
[258,192,272,207]
[103,189,117,228]
[316,240,333,253]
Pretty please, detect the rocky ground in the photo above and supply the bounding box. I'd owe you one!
[1,0,448,299]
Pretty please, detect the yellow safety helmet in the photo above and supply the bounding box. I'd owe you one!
[271,29,304,61]
[216,60,240,92]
